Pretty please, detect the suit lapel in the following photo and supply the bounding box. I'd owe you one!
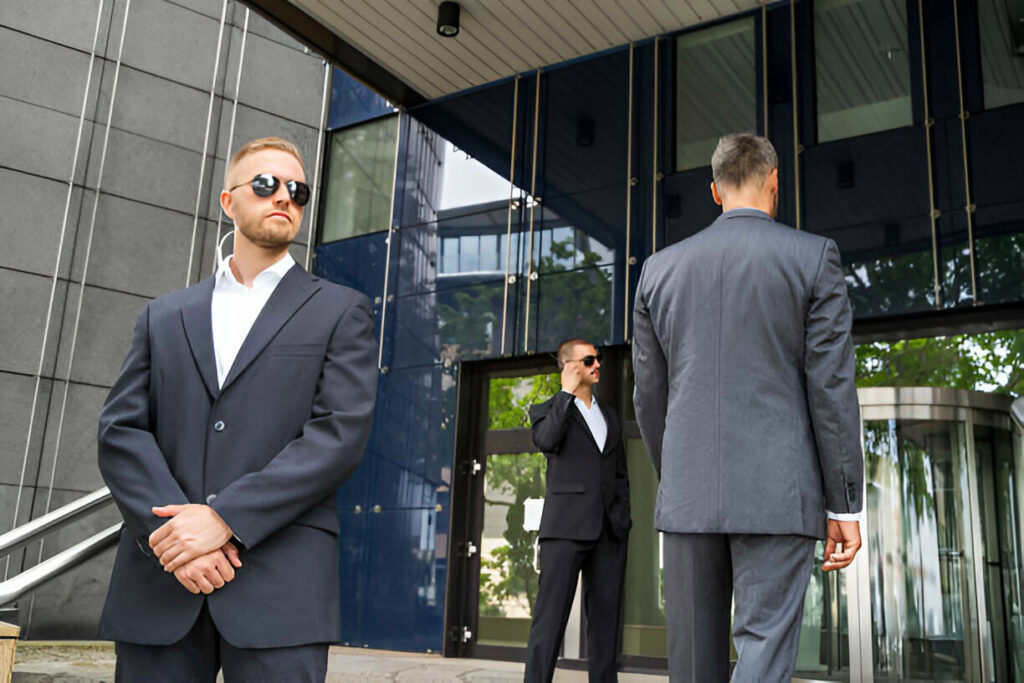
[570,402,604,455]
[599,401,618,455]
[180,277,219,399]
[220,265,320,392]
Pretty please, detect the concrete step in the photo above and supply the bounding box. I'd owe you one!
[12,642,668,682]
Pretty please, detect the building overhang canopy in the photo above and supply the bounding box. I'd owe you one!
[245,0,764,106]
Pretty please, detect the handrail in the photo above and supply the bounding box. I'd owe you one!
[0,523,121,607]
[0,487,113,559]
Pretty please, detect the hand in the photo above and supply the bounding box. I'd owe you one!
[560,361,583,395]
[822,519,861,571]
[172,542,243,595]
[150,504,234,573]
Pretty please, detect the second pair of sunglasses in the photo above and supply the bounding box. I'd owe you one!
[230,173,310,206]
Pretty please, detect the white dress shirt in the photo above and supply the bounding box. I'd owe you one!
[211,252,295,388]
[562,390,607,452]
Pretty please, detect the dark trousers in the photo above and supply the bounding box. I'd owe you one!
[115,602,328,683]
[524,519,627,683]
[663,532,817,683]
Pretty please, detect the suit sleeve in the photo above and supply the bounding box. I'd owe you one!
[804,240,864,515]
[529,392,575,453]
[631,264,668,478]
[97,303,189,540]
[210,297,378,548]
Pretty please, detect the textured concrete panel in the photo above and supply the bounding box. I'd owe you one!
[244,7,308,53]
[95,64,215,153]
[69,192,195,299]
[212,99,320,163]
[37,383,108,494]
[82,125,208,217]
[0,372,51,489]
[20,488,121,639]
[0,26,103,118]
[0,0,115,54]
[54,285,147,387]
[0,483,32,573]
[0,269,67,377]
[0,168,79,279]
[0,97,88,182]
[171,0,225,21]
[120,0,226,92]
[224,27,325,128]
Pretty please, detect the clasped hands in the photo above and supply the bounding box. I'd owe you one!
[148,504,241,595]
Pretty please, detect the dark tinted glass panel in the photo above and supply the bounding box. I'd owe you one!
[814,0,912,142]
[803,128,936,317]
[979,0,1024,110]
[321,115,399,242]
[328,68,396,130]
[675,17,757,172]
[537,49,629,199]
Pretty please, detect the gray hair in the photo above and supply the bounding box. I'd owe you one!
[711,134,778,190]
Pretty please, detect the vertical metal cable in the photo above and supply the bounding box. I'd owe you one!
[790,0,802,230]
[651,37,660,253]
[762,0,769,135]
[521,68,542,353]
[185,0,229,285]
[3,0,105,583]
[376,112,403,370]
[624,44,635,342]
[211,5,249,274]
[499,75,520,356]
[23,0,133,634]
[918,0,942,308]
[952,0,978,304]
[305,60,332,270]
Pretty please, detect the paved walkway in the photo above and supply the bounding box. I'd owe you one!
[12,642,668,682]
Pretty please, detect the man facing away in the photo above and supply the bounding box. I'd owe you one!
[632,134,864,682]
[97,137,377,681]
[524,339,631,682]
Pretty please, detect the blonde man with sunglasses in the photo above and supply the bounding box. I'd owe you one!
[524,339,631,682]
[97,138,377,681]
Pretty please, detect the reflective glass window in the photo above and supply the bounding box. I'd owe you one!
[320,114,398,243]
[675,17,757,172]
[814,0,912,143]
[979,0,1024,109]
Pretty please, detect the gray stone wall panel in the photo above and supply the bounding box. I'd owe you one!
[0,168,79,279]
[0,269,67,377]
[0,373,51,489]
[54,285,147,387]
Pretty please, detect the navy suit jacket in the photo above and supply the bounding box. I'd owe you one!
[97,264,377,647]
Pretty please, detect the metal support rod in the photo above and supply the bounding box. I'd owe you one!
[762,0,769,135]
[651,37,660,252]
[790,0,802,230]
[500,75,520,356]
[624,43,635,342]
[521,69,542,353]
[305,60,332,270]
[376,113,403,370]
[952,0,978,304]
[918,0,943,308]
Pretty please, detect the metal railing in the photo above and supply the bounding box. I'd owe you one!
[0,487,121,607]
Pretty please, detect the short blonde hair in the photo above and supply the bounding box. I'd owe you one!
[224,137,304,187]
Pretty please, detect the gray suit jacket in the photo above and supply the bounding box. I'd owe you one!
[97,264,377,647]
[632,208,863,539]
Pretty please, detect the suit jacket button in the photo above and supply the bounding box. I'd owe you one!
[206,494,217,504]
[213,420,225,432]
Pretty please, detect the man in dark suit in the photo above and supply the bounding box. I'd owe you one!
[97,137,377,681]
[524,339,631,683]
[632,134,863,681]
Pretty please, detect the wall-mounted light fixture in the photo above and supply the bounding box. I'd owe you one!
[437,1,460,38]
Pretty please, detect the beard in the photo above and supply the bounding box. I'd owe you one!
[238,218,295,249]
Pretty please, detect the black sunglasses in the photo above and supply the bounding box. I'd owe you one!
[229,173,310,206]
[568,353,602,367]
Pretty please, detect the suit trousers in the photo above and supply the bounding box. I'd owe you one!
[663,532,816,683]
[524,518,627,683]
[114,602,328,683]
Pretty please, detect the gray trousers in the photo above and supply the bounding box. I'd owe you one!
[663,533,816,683]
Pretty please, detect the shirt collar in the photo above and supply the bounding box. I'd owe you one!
[574,394,598,409]
[217,251,295,287]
